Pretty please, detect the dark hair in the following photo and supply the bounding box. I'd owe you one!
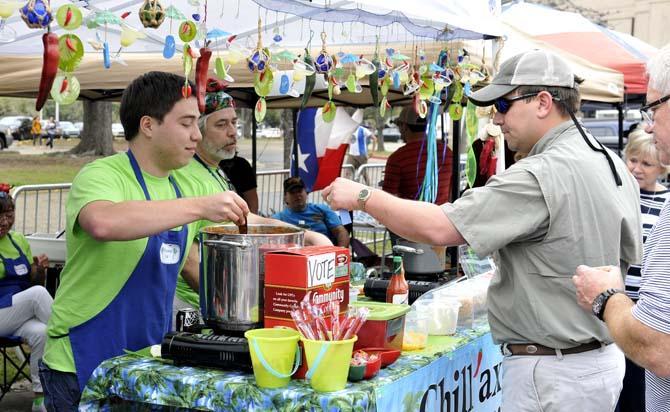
[0,192,14,214]
[120,71,194,141]
[515,85,581,117]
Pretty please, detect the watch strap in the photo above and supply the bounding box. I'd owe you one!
[594,288,625,321]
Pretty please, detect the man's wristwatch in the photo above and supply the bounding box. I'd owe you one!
[357,188,373,211]
[592,288,625,321]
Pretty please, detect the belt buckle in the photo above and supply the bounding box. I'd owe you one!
[525,345,538,354]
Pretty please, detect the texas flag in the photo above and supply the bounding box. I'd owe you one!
[293,107,360,192]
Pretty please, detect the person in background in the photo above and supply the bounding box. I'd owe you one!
[616,127,670,412]
[39,72,249,410]
[324,50,641,411]
[382,106,453,246]
[0,185,51,412]
[219,154,258,214]
[274,176,349,248]
[44,117,56,149]
[347,110,377,181]
[382,106,453,205]
[31,116,42,146]
[574,44,670,411]
[172,79,332,318]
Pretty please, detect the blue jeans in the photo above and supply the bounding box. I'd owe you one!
[38,360,80,411]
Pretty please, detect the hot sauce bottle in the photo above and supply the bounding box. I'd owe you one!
[386,256,409,304]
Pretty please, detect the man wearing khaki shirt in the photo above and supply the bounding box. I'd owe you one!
[322,50,641,411]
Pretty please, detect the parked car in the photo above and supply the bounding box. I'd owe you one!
[74,122,83,131]
[0,124,14,149]
[58,121,80,139]
[581,118,638,152]
[111,123,125,137]
[258,127,281,138]
[381,126,401,142]
[0,115,31,142]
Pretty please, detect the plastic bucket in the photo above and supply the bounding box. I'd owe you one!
[302,336,357,392]
[245,328,301,388]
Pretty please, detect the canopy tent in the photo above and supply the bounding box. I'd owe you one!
[463,25,625,103]
[0,0,502,104]
[501,1,657,96]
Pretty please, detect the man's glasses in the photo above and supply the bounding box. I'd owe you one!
[640,94,670,126]
[494,93,540,114]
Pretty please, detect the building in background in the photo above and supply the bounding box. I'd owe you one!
[529,0,669,48]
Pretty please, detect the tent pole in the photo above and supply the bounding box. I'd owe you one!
[617,102,624,156]
[449,115,461,273]
[292,109,299,177]
[252,111,258,173]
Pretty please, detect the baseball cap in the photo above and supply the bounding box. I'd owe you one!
[395,106,427,127]
[283,176,306,193]
[469,50,576,106]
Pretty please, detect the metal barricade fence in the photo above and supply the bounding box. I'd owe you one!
[11,183,71,235]
[10,164,371,235]
[256,164,357,217]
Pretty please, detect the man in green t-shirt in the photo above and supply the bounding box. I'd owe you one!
[39,72,250,409]
[172,79,331,314]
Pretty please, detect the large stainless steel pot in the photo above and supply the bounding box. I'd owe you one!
[200,224,304,335]
[392,239,446,275]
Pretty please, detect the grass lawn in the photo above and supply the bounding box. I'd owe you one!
[2,152,91,186]
[2,139,129,187]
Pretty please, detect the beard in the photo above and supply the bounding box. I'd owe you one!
[203,139,236,161]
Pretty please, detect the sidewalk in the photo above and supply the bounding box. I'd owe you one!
[9,140,71,155]
[1,380,33,411]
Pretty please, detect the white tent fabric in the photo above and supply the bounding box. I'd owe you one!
[0,0,502,56]
[0,0,502,104]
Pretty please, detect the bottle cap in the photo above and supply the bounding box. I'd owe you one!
[393,256,402,263]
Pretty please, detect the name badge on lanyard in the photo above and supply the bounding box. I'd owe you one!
[14,264,29,276]
[160,243,180,265]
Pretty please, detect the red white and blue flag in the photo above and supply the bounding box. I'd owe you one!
[293,107,360,192]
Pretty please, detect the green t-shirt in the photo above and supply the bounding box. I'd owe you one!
[171,158,230,308]
[0,231,33,280]
[43,153,207,373]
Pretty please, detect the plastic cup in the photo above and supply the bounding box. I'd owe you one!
[245,328,301,389]
[431,298,461,335]
[402,310,428,351]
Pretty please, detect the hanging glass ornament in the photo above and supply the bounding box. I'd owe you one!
[139,0,165,29]
[179,20,197,42]
[50,74,80,105]
[314,31,333,74]
[0,1,21,43]
[20,0,51,28]
[55,5,82,30]
[247,18,271,73]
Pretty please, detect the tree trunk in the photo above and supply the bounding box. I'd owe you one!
[280,109,294,169]
[70,100,114,156]
[238,108,251,139]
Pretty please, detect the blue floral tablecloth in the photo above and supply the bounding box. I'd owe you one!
[80,325,492,411]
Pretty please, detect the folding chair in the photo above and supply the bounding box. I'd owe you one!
[0,335,31,402]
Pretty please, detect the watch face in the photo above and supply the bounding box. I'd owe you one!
[592,293,609,319]
[359,188,370,200]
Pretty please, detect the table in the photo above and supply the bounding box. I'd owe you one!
[80,325,502,411]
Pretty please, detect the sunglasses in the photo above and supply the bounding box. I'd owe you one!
[640,94,670,126]
[493,93,540,114]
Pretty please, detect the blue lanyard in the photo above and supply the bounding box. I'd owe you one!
[194,154,230,192]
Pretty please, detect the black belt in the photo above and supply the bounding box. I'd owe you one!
[504,341,605,356]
